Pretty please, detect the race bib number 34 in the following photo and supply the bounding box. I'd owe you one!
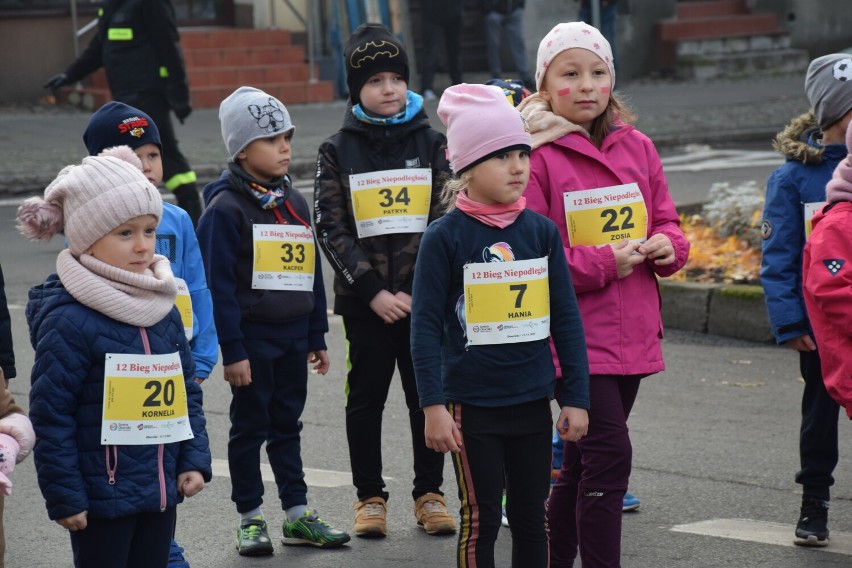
[253,224,316,291]
[564,183,648,247]
[349,168,432,238]
[101,352,193,445]
[463,257,550,345]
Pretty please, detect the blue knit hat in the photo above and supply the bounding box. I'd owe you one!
[83,102,162,156]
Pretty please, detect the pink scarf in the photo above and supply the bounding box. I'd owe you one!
[455,190,526,228]
[56,250,177,327]
[827,155,852,203]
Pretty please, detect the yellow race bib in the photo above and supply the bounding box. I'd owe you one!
[349,169,432,238]
[252,224,316,291]
[463,258,550,345]
[564,183,648,247]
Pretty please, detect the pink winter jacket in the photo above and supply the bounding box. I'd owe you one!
[802,202,852,419]
[525,125,689,376]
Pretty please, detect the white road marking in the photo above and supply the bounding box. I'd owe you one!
[662,149,782,172]
[211,458,392,488]
[670,518,852,554]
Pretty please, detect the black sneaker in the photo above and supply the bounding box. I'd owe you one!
[794,499,829,547]
[237,516,274,556]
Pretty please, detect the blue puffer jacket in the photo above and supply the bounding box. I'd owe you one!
[760,113,847,344]
[26,275,212,521]
[156,202,218,379]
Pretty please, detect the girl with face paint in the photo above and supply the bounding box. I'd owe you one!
[517,22,690,568]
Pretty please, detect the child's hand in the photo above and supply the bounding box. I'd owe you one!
[0,412,35,462]
[0,471,11,496]
[394,291,412,311]
[308,350,330,375]
[369,290,411,323]
[178,471,205,498]
[58,511,88,531]
[637,233,675,266]
[786,334,817,352]
[423,405,462,453]
[0,433,19,474]
[556,406,589,443]
[611,240,646,279]
[223,359,252,387]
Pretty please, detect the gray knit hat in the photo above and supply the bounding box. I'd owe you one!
[219,86,295,161]
[805,54,852,129]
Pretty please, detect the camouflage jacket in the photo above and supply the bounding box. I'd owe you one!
[314,107,450,318]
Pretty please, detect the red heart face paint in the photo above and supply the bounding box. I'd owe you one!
[601,86,611,94]
[556,87,571,96]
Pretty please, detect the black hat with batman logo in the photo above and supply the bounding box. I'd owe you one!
[344,22,410,104]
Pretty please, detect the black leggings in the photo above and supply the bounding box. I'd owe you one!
[450,398,553,568]
[70,507,176,568]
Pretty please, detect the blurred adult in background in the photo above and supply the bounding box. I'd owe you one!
[481,0,534,90]
[419,0,465,101]
[43,0,203,226]
[577,0,620,73]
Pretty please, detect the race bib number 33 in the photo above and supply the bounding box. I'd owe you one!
[253,224,316,291]
[463,257,550,345]
[564,183,648,247]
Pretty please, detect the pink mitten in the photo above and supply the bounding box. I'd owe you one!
[0,433,19,474]
[0,471,11,496]
[0,413,35,462]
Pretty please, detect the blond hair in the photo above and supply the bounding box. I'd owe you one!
[439,170,475,212]
[587,92,636,147]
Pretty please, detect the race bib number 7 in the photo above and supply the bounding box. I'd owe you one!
[463,257,550,345]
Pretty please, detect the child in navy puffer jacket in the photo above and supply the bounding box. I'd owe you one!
[18,148,211,568]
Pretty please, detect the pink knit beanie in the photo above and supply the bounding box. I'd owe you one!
[535,22,615,92]
[825,119,852,202]
[16,146,162,257]
[438,83,531,175]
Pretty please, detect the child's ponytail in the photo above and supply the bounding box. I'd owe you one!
[439,170,474,212]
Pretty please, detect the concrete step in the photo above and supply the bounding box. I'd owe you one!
[180,28,293,49]
[189,81,334,108]
[675,0,748,20]
[658,13,781,41]
[187,64,316,87]
[676,34,792,58]
[675,47,809,80]
[58,28,335,110]
[183,44,307,67]
[654,0,796,79]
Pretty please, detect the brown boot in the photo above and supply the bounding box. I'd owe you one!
[353,496,388,537]
[414,493,457,535]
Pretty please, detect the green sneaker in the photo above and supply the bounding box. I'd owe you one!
[237,516,274,556]
[281,510,351,548]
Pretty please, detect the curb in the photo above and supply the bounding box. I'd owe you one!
[660,280,773,343]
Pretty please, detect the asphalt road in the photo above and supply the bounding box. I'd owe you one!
[3,196,852,568]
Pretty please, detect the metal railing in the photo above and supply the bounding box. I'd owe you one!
[69,0,98,58]
[273,0,317,83]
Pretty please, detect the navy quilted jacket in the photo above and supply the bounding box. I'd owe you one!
[26,274,212,521]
